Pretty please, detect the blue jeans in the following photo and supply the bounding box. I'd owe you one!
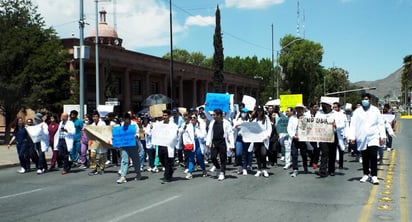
[235,137,251,170]
[34,142,47,170]
[120,147,141,177]
[188,139,206,173]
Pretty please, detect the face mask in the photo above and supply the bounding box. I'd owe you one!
[361,100,369,107]
[241,113,248,118]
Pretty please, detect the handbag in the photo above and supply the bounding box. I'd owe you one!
[183,144,194,151]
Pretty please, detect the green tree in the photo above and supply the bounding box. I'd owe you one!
[279,35,323,104]
[401,55,412,105]
[212,5,224,93]
[0,0,70,143]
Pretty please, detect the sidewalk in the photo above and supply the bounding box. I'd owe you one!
[0,144,52,169]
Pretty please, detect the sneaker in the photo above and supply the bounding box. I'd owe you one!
[98,170,104,175]
[217,173,225,181]
[237,166,242,175]
[117,169,121,175]
[105,160,111,165]
[17,167,26,174]
[242,169,248,176]
[147,167,152,172]
[184,168,189,174]
[387,147,392,152]
[283,163,291,170]
[179,162,185,167]
[262,170,269,178]
[359,157,363,163]
[209,166,216,172]
[61,170,68,175]
[153,167,159,173]
[79,164,87,169]
[255,170,262,177]
[140,167,144,172]
[360,175,369,183]
[88,170,98,176]
[280,156,285,161]
[202,170,208,177]
[291,170,298,177]
[116,176,127,184]
[185,173,193,180]
[371,176,379,185]
[36,169,44,174]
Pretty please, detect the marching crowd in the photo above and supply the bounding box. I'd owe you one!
[7,93,396,185]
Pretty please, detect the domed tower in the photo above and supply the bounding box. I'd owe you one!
[86,9,123,48]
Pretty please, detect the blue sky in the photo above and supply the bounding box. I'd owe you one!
[34,0,412,83]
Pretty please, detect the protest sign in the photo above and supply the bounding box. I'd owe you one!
[276,116,289,134]
[26,125,43,143]
[84,125,113,149]
[279,94,302,112]
[149,104,167,118]
[382,114,395,123]
[112,125,137,148]
[239,122,266,143]
[97,105,114,118]
[205,93,230,113]
[178,107,187,115]
[242,95,256,111]
[151,122,178,148]
[297,117,334,142]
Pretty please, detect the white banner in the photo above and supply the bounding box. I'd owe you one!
[26,125,43,143]
[382,114,395,123]
[151,122,178,148]
[297,117,335,143]
[239,122,266,143]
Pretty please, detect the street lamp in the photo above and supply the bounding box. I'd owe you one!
[276,38,303,99]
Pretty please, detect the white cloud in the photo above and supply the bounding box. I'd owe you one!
[224,0,285,9]
[33,0,187,50]
[184,15,214,27]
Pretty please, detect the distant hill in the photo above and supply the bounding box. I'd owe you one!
[353,68,402,101]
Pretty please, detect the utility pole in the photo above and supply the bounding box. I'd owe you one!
[271,24,275,100]
[79,0,85,117]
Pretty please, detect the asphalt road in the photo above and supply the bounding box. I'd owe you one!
[0,119,410,222]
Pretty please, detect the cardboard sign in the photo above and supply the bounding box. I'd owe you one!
[149,104,167,118]
[112,125,137,148]
[297,117,335,143]
[280,94,303,112]
[205,93,230,113]
[84,125,113,149]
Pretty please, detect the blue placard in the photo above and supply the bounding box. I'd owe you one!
[205,93,230,113]
[276,116,289,134]
[112,125,137,148]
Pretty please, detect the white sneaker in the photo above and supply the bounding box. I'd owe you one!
[359,157,363,163]
[255,170,261,177]
[209,166,216,172]
[360,175,369,183]
[387,148,392,152]
[242,169,248,176]
[262,170,269,178]
[280,156,285,161]
[217,173,225,181]
[17,167,26,174]
[36,169,44,174]
[105,160,111,165]
[184,168,189,174]
[118,169,121,175]
[283,163,291,170]
[147,167,152,172]
[371,176,379,185]
[153,167,159,173]
[116,176,127,184]
[185,173,193,180]
[291,170,298,177]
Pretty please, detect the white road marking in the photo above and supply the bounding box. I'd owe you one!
[108,195,181,222]
[0,188,43,200]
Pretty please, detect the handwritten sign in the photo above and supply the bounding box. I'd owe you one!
[112,125,137,148]
[297,117,334,143]
[151,122,178,148]
[280,94,302,112]
[276,116,289,134]
[26,125,43,143]
[239,122,266,143]
[205,93,230,113]
[242,95,256,111]
[84,125,113,149]
[150,104,167,118]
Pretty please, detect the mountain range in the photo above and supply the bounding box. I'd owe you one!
[354,68,402,101]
